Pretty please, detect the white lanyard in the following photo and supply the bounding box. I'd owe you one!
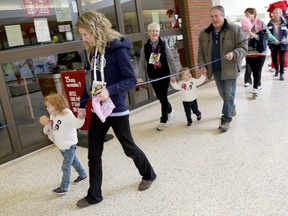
[93,48,106,82]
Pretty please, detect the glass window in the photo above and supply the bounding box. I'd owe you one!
[141,0,181,31]
[129,40,150,104]
[121,0,139,34]
[164,35,184,70]
[0,0,79,51]
[81,0,119,31]
[2,50,85,149]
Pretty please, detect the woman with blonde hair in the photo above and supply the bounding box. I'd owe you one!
[267,7,288,80]
[76,10,157,208]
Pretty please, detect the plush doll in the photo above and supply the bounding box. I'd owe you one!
[39,115,50,125]
[240,16,253,32]
[39,115,54,142]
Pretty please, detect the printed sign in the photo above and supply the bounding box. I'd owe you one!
[61,70,91,130]
[34,18,51,42]
[23,0,51,16]
[5,25,24,47]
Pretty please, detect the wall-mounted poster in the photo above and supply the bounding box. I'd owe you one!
[34,18,51,42]
[55,0,72,22]
[23,0,51,17]
[5,25,25,47]
[60,70,92,130]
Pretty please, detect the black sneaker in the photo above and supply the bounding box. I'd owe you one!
[187,122,192,126]
[52,187,67,195]
[197,115,202,121]
[275,71,279,77]
[74,176,87,184]
[218,120,230,132]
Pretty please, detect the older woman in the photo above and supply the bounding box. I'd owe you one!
[138,22,177,131]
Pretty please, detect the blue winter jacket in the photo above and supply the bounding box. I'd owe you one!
[80,38,136,114]
[267,18,288,51]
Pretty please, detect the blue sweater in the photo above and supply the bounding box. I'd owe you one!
[80,38,136,114]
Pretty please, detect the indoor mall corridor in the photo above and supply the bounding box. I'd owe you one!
[1,59,288,216]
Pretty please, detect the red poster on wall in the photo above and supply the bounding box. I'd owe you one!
[23,0,51,16]
[61,70,91,130]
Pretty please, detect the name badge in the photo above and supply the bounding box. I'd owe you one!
[91,80,106,95]
[149,53,161,65]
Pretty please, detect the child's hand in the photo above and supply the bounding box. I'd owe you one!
[170,76,177,83]
[78,108,86,119]
[199,67,207,75]
[137,77,144,83]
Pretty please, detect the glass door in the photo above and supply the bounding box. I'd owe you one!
[0,98,14,159]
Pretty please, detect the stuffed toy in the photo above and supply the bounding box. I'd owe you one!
[39,115,50,125]
[39,115,54,142]
[240,16,253,32]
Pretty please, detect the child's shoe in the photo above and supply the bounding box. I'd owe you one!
[74,176,87,185]
[52,186,67,195]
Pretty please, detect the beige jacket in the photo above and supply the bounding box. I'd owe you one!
[198,19,248,80]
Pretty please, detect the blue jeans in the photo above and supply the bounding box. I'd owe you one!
[213,71,236,122]
[60,145,87,191]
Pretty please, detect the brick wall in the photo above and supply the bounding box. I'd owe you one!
[183,0,212,76]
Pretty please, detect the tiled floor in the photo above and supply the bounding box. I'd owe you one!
[1,60,288,216]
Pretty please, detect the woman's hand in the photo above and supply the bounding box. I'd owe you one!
[96,88,109,101]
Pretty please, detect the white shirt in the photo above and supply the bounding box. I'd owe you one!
[170,75,206,102]
[48,108,84,150]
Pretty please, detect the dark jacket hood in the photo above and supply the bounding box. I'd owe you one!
[106,37,131,54]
